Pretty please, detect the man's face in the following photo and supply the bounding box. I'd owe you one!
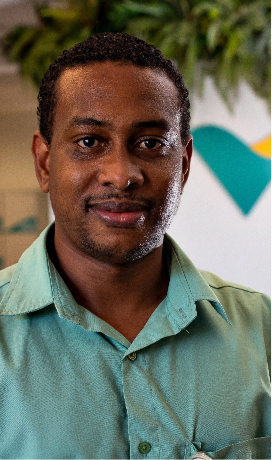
[33,62,192,264]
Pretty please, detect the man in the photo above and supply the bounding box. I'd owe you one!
[0,33,270,459]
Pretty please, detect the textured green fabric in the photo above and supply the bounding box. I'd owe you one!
[0,225,270,459]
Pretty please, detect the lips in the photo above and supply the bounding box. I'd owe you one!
[87,200,149,226]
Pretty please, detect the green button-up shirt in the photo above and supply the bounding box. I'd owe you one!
[0,225,270,459]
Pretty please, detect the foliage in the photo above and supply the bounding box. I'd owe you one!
[115,0,271,105]
[3,0,120,86]
[2,0,271,105]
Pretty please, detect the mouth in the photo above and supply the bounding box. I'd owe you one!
[86,200,149,227]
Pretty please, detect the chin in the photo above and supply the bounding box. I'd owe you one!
[77,230,164,264]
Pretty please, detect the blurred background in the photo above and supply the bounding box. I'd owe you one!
[0,0,270,294]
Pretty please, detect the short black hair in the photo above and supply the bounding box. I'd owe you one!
[37,32,190,145]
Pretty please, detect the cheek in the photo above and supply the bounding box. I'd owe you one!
[49,161,90,196]
[164,175,182,210]
[157,168,183,226]
[156,161,182,200]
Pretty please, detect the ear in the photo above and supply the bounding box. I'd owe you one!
[31,130,50,193]
[181,135,193,189]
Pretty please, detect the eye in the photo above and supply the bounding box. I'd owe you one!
[77,137,99,148]
[138,139,162,149]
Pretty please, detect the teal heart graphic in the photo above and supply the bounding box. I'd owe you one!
[191,126,271,214]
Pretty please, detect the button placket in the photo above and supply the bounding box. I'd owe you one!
[122,350,161,458]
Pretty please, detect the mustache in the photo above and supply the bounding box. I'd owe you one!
[83,193,155,208]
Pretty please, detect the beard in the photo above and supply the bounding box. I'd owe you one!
[72,218,164,264]
[72,181,182,264]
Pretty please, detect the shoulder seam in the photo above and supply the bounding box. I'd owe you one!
[209,284,261,294]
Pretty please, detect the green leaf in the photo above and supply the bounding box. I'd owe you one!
[116,0,175,19]
[193,2,220,17]
[183,35,199,87]
[4,27,39,62]
[206,20,222,51]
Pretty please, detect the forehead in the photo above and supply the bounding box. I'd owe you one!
[55,62,180,124]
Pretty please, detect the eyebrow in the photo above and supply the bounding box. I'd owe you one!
[70,116,112,128]
[131,120,170,131]
[69,116,170,131]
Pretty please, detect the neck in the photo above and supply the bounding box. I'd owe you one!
[48,227,169,342]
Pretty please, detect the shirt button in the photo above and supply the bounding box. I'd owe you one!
[190,453,211,460]
[128,352,137,361]
[138,441,151,454]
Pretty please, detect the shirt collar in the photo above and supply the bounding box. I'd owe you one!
[0,224,230,328]
[0,225,54,315]
[164,234,230,324]
[125,235,231,353]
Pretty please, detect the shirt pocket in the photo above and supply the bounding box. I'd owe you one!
[206,436,271,459]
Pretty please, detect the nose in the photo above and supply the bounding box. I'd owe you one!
[97,148,144,190]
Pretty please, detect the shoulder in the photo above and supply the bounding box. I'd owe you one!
[200,269,270,324]
[200,269,270,300]
[199,270,265,295]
